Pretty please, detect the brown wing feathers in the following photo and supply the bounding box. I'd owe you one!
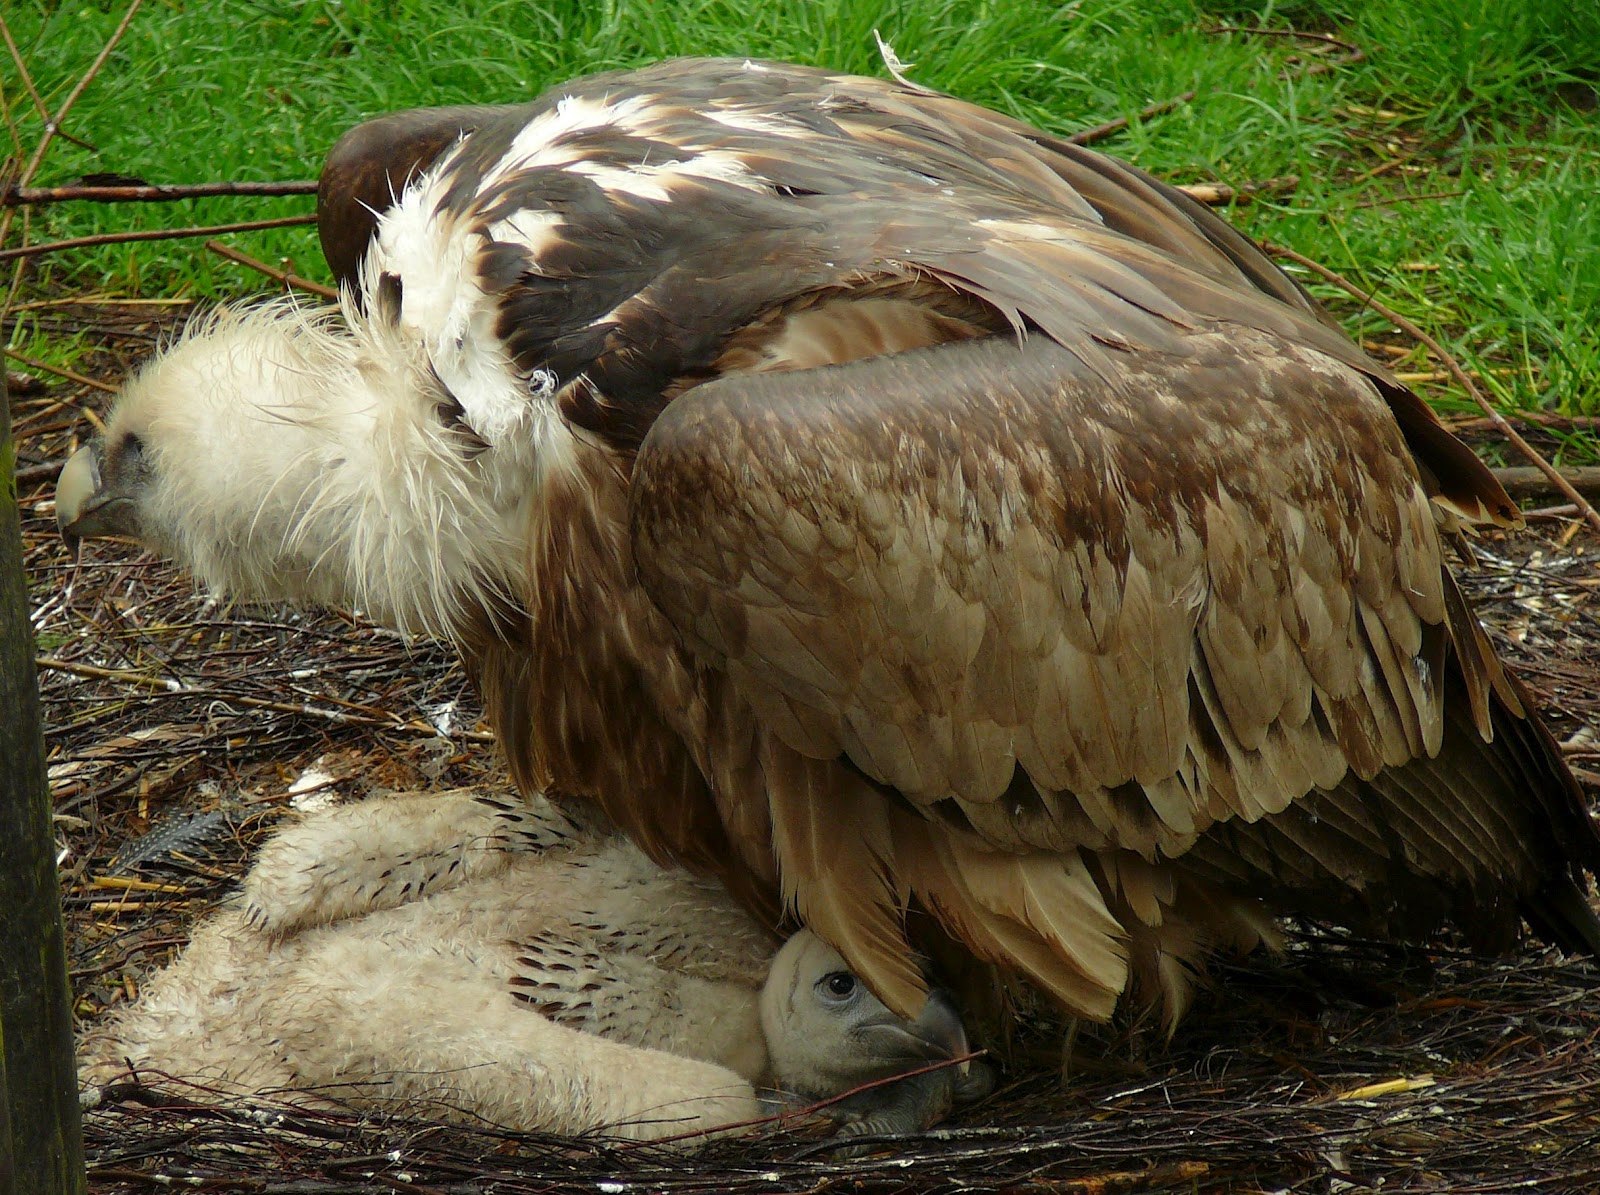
[632,321,1598,1010]
[321,59,1598,1023]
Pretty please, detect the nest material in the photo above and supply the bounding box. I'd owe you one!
[13,300,1600,1193]
[79,941,1600,1194]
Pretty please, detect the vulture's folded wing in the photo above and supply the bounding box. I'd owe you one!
[633,327,1467,858]
[630,325,1596,1012]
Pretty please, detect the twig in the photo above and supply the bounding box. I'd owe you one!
[9,296,195,311]
[1061,42,1359,151]
[15,0,144,191]
[35,655,494,743]
[0,14,52,131]
[1489,467,1600,503]
[1265,240,1600,536]
[1351,141,1432,185]
[2,180,318,207]
[1204,25,1362,56]
[1353,189,1463,209]
[1,0,141,331]
[1009,1161,1212,1193]
[2,347,119,393]
[1445,412,1600,434]
[1393,366,1516,386]
[0,214,317,263]
[1203,24,1367,80]
[1176,175,1299,206]
[1299,49,1365,80]
[205,239,338,300]
[1362,340,1415,359]
[1068,91,1197,147]
[13,461,62,486]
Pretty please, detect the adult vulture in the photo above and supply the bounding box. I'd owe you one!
[58,58,1600,1030]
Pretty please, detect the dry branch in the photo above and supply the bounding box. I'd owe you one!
[1205,24,1363,56]
[1354,189,1463,210]
[3,348,119,394]
[1490,466,1600,503]
[1446,412,1600,434]
[1265,240,1600,536]
[1176,175,1299,206]
[1067,91,1197,147]
[2,181,318,207]
[204,240,338,300]
[1068,22,1365,151]
[1202,22,1366,80]
[1299,48,1366,79]
[11,0,143,195]
[0,14,53,133]
[0,214,317,263]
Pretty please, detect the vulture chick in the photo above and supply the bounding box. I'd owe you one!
[764,931,994,1148]
[58,58,1600,1033]
[81,788,983,1142]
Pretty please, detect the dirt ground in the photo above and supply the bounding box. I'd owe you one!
[12,300,1600,1192]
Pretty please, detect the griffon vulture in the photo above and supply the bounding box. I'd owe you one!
[80,787,983,1141]
[57,58,1600,1032]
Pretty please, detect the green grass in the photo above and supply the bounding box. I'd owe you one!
[4,0,1599,424]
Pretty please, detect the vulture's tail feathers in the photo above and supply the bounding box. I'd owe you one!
[764,747,927,1017]
[1523,875,1600,959]
[1180,614,1600,957]
[894,815,1130,1021]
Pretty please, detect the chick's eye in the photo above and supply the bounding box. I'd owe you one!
[822,972,856,998]
[113,432,149,480]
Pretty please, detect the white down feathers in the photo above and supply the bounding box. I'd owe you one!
[79,788,778,1140]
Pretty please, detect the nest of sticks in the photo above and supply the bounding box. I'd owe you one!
[12,297,1600,1193]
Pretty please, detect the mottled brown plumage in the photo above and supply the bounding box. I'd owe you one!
[63,58,1599,1034]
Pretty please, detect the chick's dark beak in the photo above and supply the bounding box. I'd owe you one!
[854,987,970,1068]
[56,441,143,546]
[908,988,970,1060]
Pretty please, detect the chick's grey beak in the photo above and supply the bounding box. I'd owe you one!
[56,442,141,545]
[857,988,970,1066]
[908,988,970,1060]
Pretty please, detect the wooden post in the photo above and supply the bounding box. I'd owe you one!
[0,368,87,1191]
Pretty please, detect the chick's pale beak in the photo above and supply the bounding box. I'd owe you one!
[56,442,141,545]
